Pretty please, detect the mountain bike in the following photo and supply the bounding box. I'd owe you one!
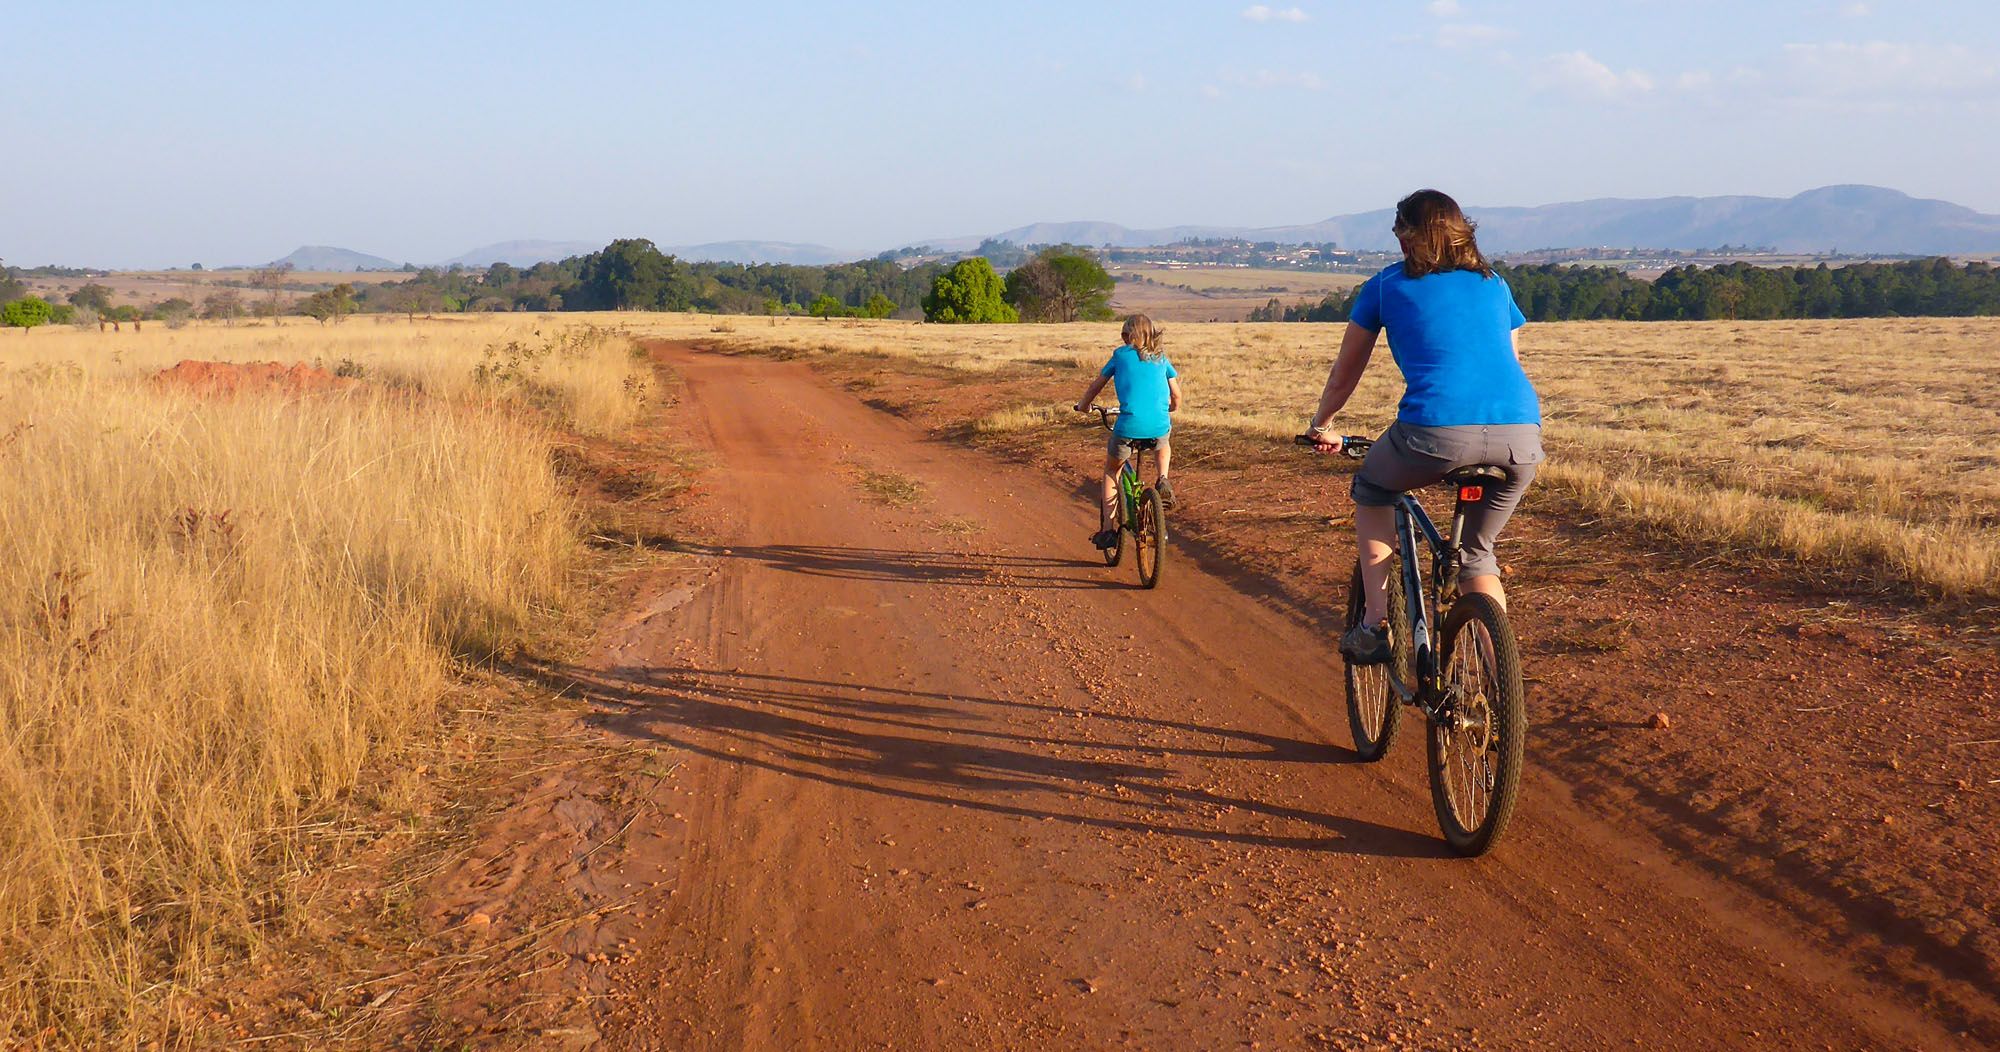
[1089,405,1165,589]
[1296,433,1527,856]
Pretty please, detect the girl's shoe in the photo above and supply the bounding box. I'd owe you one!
[1340,622,1390,665]
[1091,529,1120,550]
[1155,476,1176,506]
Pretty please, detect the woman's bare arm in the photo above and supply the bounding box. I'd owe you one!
[1307,322,1381,432]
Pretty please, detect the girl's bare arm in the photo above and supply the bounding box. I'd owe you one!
[1167,376,1183,412]
[1073,373,1111,412]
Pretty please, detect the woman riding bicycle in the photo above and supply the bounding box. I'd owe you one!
[1303,189,1544,665]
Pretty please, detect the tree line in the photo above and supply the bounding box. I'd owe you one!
[1249,258,2000,323]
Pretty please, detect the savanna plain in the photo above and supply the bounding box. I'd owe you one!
[1,310,1996,1047]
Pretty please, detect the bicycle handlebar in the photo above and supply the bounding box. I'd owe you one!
[1084,404,1119,432]
[1294,433,1371,459]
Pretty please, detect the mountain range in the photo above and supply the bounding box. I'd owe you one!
[269,238,851,272]
[263,186,2000,272]
[934,186,2000,257]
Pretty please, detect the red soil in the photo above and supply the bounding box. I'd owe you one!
[149,360,357,398]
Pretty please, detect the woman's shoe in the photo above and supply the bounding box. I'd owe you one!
[1091,528,1120,550]
[1340,622,1390,665]
[1155,476,1176,506]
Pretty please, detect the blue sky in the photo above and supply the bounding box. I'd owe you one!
[6,0,1998,267]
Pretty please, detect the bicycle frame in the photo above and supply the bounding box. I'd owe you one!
[1389,492,1464,716]
[1116,455,1147,526]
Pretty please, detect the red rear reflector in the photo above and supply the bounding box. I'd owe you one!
[1459,485,1484,502]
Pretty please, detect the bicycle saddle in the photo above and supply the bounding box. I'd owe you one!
[1443,464,1509,487]
[1124,437,1160,451]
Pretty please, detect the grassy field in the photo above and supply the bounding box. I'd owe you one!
[636,313,2000,600]
[1108,263,1369,295]
[0,315,648,1043]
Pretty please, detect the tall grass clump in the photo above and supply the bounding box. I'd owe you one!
[0,372,576,1042]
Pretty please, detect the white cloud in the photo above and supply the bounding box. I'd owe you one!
[1224,68,1326,90]
[1427,0,1464,15]
[1200,83,1224,99]
[1840,2,1870,16]
[1534,51,1656,99]
[1435,22,1514,50]
[1771,40,1998,100]
[1241,5,1309,23]
[1123,73,1148,93]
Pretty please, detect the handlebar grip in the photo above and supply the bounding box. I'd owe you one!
[1293,434,1323,447]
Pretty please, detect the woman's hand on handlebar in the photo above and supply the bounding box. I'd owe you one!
[1295,433,1344,455]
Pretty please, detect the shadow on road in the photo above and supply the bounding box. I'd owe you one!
[509,657,1449,861]
[599,538,1130,592]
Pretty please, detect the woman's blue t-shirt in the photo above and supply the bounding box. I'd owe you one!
[1100,345,1176,439]
[1349,263,1540,427]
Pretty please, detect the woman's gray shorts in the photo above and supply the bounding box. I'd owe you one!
[1351,421,1544,580]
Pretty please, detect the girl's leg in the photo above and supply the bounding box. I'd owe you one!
[1155,434,1172,479]
[1100,452,1123,531]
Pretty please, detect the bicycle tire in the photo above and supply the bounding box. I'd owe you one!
[1103,526,1124,567]
[1383,549,1417,704]
[1135,488,1165,589]
[1428,592,1527,857]
[1343,561,1402,761]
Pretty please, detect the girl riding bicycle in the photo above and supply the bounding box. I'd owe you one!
[1074,314,1181,550]
[1303,189,1544,665]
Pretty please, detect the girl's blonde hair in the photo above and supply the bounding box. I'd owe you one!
[1392,189,1494,279]
[1121,314,1164,359]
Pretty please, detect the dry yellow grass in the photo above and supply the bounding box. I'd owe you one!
[1110,263,1368,295]
[1,314,650,436]
[0,315,649,1043]
[631,313,2000,598]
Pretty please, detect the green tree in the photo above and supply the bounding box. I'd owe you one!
[573,238,693,310]
[861,293,896,319]
[1003,247,1115,323]
[807,293,848,318]
[922,257,1017,323]
[67,283,113,312]
[2,296,54,331]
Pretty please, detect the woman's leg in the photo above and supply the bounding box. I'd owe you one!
[1100,452,1123,531]
[1355,503,1396,625]
[1155,434,1172,480]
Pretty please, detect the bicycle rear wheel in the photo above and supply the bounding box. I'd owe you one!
[1134,488,1165,589]
[1428,592,1527,857]
[1343,562,1402,761]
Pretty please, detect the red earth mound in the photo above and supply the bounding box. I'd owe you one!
[150,360,359,398]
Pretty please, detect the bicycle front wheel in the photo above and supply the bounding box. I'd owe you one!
[1343,562,1402,761]
[1134,488,1165,589]
[1428,592,1527,857]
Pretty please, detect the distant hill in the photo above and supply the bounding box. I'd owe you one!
[665,241,855,266]
[443,240,600,268]
[272,245,405,272]
[925,186,2000,256]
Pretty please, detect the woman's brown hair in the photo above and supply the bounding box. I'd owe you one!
[1392,189,1494,279]
[1121,314,1164,359]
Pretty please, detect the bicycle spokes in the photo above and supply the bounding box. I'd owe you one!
[1439,619,1499,827]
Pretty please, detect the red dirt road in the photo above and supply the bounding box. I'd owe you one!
[507,344,1990,1050]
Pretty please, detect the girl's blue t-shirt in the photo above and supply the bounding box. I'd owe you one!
[1349,263,1540,426]
[1100,345,1176,439]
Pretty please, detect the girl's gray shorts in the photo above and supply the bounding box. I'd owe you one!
[1351,421,1544,580]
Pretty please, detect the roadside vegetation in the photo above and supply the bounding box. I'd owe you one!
[634,313,2000,600]
[0,316,648,1043]
[1255,257,2000,322]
